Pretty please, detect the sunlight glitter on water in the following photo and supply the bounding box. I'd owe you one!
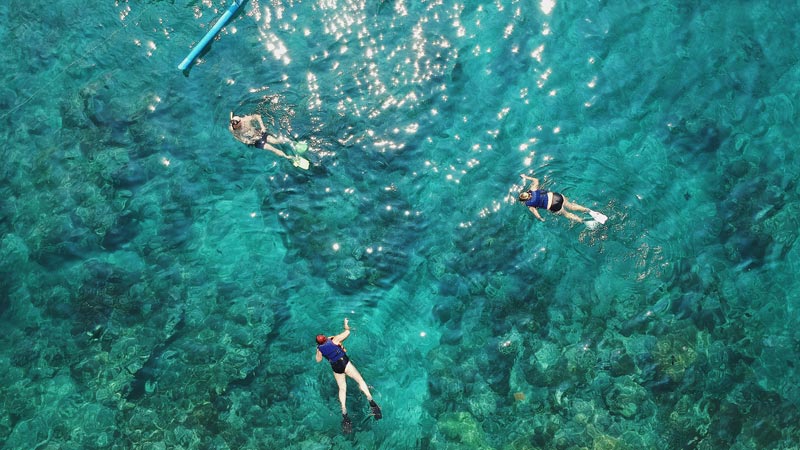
[232,0,564,229]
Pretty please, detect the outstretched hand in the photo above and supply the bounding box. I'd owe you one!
[344,318,350,331]
[521,174,540,190]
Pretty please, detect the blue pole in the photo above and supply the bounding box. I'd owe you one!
[178,0,244,71]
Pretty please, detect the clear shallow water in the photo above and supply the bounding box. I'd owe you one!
[1,0,799,448]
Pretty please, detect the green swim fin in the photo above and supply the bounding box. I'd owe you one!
[292,141,309,154]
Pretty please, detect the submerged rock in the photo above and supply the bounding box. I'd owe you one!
[435,411,491,449]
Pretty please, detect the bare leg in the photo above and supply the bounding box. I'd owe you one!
[344,363,373,401]
[260,142,291,159]
[333,372,348,414]
[345,363,382,419]
[562,196,590,213]
[556,196,587,223]
[266,135,293,145]
[558,210,584,223]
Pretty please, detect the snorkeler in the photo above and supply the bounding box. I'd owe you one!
[228,112,309,169]
[315,318,382,434]
[518,174,607,225]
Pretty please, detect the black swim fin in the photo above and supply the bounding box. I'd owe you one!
[369,400,382,420]
[342,413,353,434]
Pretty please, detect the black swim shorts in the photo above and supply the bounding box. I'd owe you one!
[331,355,350,374]
[549,193,564,212]
[253,132,271,150]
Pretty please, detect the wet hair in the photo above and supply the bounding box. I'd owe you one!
[315,334,327,345]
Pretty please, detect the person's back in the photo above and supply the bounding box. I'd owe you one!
[523,189,550,209]
[228,111,310,169]
[229,113,263,145]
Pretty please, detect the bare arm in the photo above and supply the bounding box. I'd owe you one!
[315,348,322,363]
[529,206,545,222]
[520,174,540,191]
[331,318,351,344]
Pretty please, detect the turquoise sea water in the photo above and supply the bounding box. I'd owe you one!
[1,0,799,448]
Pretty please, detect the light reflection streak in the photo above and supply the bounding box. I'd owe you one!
[537,68,552,88]
[255,0,541,194]
[146,41,156,57]
[531,44,545,62]
[503,24,514,39]
[497,107,510,120]
[306,71,322,110]
[147,95,162,112]
[299,1,461,131]
[540,0,556,15]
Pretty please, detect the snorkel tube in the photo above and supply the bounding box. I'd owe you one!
[178,0,244,71]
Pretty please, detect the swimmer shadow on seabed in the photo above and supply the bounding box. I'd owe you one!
[122,310,186,401]
[660,121,728,157]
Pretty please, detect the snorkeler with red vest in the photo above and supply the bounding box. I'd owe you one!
[518,173,608,225]
[315,318,382,434]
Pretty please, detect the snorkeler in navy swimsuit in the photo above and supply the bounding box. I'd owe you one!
[315,318,382,434]
[518,174,604,224]
[522,188,564,212]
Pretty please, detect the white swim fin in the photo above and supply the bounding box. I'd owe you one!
[292,141,309,154]
[291,155,310,170]
[589,210,608,224]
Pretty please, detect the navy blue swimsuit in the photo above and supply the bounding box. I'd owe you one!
[525,190,549,209]
[318,339,350,374]
[525,189,564,212]
[253,132,273,149]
